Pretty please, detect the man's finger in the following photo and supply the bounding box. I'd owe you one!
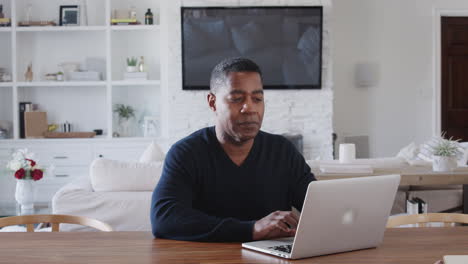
[275,220,292,232]
[283,214,298,229]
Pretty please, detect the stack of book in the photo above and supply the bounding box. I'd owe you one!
[69,71,101,81]
[0,18,10,27]
[124,72,148,81]
[111,19,139,25]
[19,102,32,139]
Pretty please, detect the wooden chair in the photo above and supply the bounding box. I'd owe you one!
[387,213,468,228]
[0,214,113,232]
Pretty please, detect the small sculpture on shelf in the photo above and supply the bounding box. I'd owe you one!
[138,56,146,72]
[24,63,33,82]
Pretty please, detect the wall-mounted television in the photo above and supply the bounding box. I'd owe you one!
[181,6,323,90]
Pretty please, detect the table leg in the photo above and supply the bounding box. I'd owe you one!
[464,185,468,214]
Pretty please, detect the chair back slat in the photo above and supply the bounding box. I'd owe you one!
[387,213,468,228]
[0,214,113,232]
[26,224,34,232]
[52,223,60,232]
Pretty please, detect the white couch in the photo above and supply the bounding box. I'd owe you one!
[52,142,164,231]
[52,175,154,231]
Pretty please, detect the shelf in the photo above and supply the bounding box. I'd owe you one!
[16,81,107,87]
[110,25,159,31]
[0,28,12,32]
[112,80,161,86]
[16,26,107,32]
[0,82,13,87]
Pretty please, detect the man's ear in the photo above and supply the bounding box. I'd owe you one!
[207,92,216,112]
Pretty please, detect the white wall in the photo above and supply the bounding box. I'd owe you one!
[332,0,468,158]
[160,0,334,160]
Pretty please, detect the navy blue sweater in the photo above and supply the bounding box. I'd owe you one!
[151,127,315,242]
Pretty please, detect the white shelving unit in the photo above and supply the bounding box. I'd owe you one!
[0,0,162,206]
[16,81,107,87]
[0,0,161,141]
[15,26,108,32]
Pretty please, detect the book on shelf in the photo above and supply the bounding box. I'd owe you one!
[111,19,140,25]
[18,21,56,27]
[19,102,31,139]
[111,19,137,23]
[0,18,10,27]
[124,72,148,80]
[112,22,140,25]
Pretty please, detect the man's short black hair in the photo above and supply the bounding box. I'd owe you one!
[209,57,263,94]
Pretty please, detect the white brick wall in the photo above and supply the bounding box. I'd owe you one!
[160,0,333,160]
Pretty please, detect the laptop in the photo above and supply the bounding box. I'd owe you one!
[242,174,401,259]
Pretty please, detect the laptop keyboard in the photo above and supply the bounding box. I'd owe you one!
[269,244,292,253]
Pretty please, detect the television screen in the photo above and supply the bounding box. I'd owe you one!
[181,7,323,90]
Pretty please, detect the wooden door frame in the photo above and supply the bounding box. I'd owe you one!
[433,9,468,136]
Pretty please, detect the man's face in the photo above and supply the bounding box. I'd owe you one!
[210,72,264,143]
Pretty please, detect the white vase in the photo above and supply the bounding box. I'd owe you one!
[15,179,35,210]
[126,66,137,73]
[118,117,134,137]
[432,155,458,172]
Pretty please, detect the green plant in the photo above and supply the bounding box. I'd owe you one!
[113,104,135,119]
[126,57,138,67]
[57,71,63,75]
[430,133,463,157]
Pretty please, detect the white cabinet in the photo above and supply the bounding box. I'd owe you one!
[0,138,154,204]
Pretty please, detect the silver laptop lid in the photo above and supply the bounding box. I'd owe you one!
[290,174,401,259]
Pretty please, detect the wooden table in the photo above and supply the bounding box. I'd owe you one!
[314,165,468,213]
[0,228,467,263]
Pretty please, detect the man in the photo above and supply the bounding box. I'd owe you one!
[151,57,315,242]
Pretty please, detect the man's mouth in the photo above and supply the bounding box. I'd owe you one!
[238,121,259,126]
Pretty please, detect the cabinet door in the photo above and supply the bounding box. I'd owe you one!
[27,146,93,166]
[0,147,15,203]
[40,166,88,185]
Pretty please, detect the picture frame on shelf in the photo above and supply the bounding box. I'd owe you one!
[143,116,158,138]
[60,5,80,26]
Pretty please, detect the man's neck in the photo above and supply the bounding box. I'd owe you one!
[215,126,255,166]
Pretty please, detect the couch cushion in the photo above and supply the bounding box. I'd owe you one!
[139,141,165,163]
[90,158,163,192]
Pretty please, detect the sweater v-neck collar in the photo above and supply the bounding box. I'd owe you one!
[209,126,259,169]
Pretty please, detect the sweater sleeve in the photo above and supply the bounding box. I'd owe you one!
[150,143,255,242]
[287,141,317,211]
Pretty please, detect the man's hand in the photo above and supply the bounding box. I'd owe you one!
[252,210,299,240]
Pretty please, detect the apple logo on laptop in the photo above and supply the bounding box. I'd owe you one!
[342,209,357,225]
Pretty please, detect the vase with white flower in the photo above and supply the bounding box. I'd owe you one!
[6,149,44,211]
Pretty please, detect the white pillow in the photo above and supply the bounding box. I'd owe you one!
[139,141,165,163]
[90,158,163,192]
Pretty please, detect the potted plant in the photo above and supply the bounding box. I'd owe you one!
[56,71,64,81]
[113,104,135,137]
[126,57,138,73]
[430,135,463,172]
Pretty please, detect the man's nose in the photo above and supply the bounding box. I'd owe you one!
[240,98,256,113]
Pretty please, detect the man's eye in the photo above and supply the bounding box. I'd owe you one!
[230,97,242,102]
[254,97,263,102]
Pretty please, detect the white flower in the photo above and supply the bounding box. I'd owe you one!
[7,160,22,171]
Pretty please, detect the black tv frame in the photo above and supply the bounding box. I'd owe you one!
[181,6,323,90]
